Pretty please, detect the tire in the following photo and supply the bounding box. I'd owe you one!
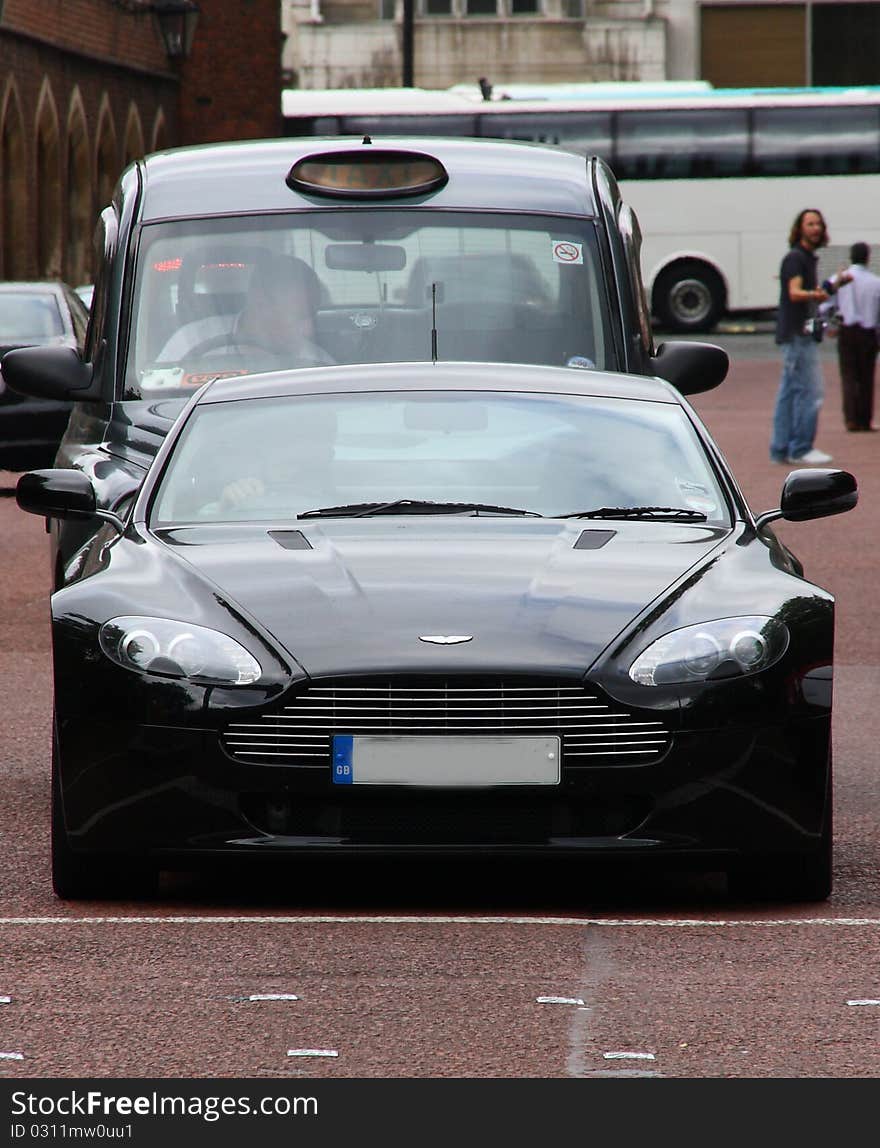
[728,767,833,904]
[653,261,725,334]
[51,721,158,901]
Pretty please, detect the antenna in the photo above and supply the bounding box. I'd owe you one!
[431,282,438,363]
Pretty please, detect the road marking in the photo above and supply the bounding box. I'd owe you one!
[537,996,585,1005]
[287,1049,338,1058]
[847,999,880,1006]
[2,915,880,927]
[603,1051,655,1060]
[246,993,299,1001]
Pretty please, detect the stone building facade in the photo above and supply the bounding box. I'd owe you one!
[0,0,282,284]
[281,0,880,92]
[281,0,668,91]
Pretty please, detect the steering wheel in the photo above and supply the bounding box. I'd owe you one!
[184,332,285,361]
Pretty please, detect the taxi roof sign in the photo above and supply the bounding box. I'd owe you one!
[287,148,448,199]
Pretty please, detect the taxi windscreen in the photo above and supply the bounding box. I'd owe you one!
[126,211,614,398]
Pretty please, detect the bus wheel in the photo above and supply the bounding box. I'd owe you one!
[653,261,725,333]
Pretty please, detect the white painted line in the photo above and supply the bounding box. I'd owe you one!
[847,999,880,1006]
[0,996,10,1004]
[0,1052,23,1060]
[287,1049,338,1058]
[603,1051,655,1061]
[594,1070,662,1077]
[3,915,880,928]
[248,993,299,1001]
[537,996,585,1006]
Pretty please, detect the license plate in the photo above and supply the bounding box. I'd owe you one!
[331,735,560,787]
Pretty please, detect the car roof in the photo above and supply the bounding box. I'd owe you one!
[139,137,598,220]
[196,361,680,405]
[0,281,68,294]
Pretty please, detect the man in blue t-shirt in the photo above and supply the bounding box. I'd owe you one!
[770,209,837,465]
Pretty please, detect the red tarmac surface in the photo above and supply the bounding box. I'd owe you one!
[2,337,880,1079]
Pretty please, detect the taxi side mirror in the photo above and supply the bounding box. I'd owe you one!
[650,340,729,395]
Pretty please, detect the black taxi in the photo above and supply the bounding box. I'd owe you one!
[1,136,726,583]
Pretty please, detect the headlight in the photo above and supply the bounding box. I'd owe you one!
[628,616,789,686]
[99,616,262,685]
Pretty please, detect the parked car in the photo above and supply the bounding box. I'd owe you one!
[1,135,726,585]
[74,284,94,310]
[0,281,87,470]
[16,361,855,901]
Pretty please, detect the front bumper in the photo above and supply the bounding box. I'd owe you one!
[55,713,831,865]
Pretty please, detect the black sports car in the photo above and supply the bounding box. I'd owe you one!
[17,362,856,902]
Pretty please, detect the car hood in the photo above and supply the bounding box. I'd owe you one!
[157,517,730,677]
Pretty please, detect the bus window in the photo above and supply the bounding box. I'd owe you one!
[752,105,880,176]
[479,110,612,156]
[340,114,479,137]
[614,109,749,180]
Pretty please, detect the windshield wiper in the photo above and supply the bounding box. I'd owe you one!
[558,505,708,522]
[298,499,543,519]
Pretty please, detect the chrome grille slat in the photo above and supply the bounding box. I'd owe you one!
[221,679,671,766]
[304,686,591,693]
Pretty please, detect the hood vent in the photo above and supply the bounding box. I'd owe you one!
[574,529,616,550]
[268,529,312,550]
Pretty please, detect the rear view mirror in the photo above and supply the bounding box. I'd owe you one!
[324,244,407,272]
[403,401,489,432]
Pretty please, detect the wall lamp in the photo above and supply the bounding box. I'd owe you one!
[150,0,200,60]
[111,0,200,60]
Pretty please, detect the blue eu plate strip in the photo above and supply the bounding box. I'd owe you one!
[332,735,353,785]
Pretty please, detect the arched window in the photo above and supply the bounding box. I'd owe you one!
[123,104,145,169]
[151,108,169,154]
[66,92,91,285]
[1,86,28,278]
[36,83,62,278]
[95,99,119,212]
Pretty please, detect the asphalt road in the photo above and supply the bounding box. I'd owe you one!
[2,331,880,1080]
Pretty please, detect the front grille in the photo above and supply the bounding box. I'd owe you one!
[221,678,670,767]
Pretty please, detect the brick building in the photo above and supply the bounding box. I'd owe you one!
[0,0,282,284]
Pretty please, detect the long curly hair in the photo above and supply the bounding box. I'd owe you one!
[788,209,829,248]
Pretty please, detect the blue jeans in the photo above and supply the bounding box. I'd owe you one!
[770,335,824,461]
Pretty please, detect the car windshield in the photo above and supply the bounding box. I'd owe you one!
[126,211,614,399]
[150,390,729,527]
[0,293,64,342]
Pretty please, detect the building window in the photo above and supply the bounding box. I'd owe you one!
[701,1,880,87]
[510,0,540,11]
[424,0,453,13]
[812,2,880,85]
[465,0,499,14]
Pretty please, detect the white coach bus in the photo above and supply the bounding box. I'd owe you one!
[282,84,880,331]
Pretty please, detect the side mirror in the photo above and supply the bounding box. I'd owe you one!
[1,345,96,401]
[16,469,124,532]
[755,468,858,530]
[650,340,729,395]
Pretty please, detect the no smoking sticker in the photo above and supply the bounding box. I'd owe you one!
[552,240,583,265]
